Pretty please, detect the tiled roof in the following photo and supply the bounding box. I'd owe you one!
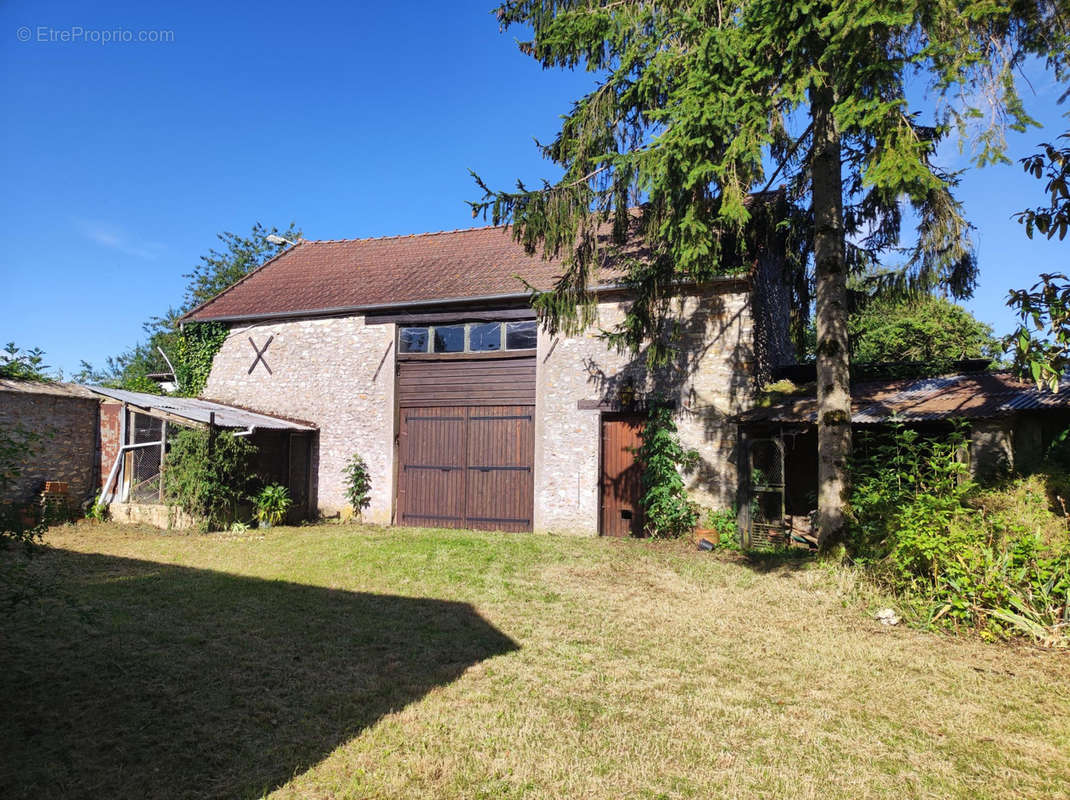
[0,379,97,399]
[181,225,587,323]
[739,372,1070,425]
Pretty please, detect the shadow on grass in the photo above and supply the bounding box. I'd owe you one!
[0,548,518,800]
[736,546,815,574]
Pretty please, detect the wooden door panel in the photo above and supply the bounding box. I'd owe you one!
[601,416,644,537]
[398,405,535,532]
[465,406,534,532]
[398,407,467,528]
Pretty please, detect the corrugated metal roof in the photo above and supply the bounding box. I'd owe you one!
[85,387,316,431]
[740,372,1070,425]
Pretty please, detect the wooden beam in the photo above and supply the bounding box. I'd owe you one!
[364,308,536,326]
[397,349,535,362]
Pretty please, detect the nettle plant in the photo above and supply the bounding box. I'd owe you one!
[638,404,698,539]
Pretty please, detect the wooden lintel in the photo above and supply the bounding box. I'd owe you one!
[397,349,535,362]
[365,308,536,326]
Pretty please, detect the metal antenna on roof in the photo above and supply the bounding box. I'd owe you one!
[157,346,181,394]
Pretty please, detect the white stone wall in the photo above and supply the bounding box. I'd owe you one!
[202,317,396,522]
[534,284,756,535]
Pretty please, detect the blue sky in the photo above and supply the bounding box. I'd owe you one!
[1,1,1067,377]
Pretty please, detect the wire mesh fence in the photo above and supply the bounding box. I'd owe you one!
[127,413,164,503]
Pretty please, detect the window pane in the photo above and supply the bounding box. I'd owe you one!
[399,327,428,353]
[506,320,537,350]
[433,325,465,353]
[469,322,501,351]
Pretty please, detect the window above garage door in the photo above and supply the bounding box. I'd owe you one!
[398,320,537,355]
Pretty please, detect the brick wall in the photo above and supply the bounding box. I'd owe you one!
[98,401,121,489]
[0,389,100,506]
[202,317,396,521]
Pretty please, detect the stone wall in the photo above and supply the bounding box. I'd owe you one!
[201,280,778,533]
[534,282,759,534]
[201,317,396,522]
[0,387,100,507]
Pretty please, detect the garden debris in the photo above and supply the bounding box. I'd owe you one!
[875,608,901,626]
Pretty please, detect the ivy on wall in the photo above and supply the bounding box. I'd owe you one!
[174,322,229,398]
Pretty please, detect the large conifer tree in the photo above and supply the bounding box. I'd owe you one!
[474,0,1068,549]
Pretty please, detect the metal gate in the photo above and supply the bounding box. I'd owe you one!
[125,412,166,503]
[745,437,785,547]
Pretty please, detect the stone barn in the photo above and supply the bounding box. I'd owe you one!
[180,221,794,536]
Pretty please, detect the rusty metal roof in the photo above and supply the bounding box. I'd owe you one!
[85,387,316,432]
[740,372,1070,425]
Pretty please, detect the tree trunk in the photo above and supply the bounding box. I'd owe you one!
[809,84,852,552]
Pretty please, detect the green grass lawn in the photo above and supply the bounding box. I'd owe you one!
[3,522,1069,799]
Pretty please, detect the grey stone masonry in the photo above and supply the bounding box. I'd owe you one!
[201,280,778,533]
[534,283,758,534]
[202,317,396,522]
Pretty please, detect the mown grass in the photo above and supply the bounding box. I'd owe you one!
[2,522,1068,799]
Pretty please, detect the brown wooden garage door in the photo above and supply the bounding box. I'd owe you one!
[397,357,535,532]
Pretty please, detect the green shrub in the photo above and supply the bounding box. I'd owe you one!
[164,428,258,531]
[343,453,372,517]
[638,405,698,538]
[703,507,741,550]
[849,424,1070,645]
[252,484,292,527]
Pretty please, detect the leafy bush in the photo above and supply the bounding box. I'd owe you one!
[343,453,372,518]
[849,424,1070,645]
[164,428,257,531]
[252,484,292,527]
[638,405,698,538]
[1,424,49,609]
[702,507,741,550]
[85,495,109,523]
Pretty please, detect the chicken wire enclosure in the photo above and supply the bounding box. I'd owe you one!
[125,412,166,503]
[745,437,785,547]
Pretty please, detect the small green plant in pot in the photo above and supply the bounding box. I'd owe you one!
[252,484,292,528]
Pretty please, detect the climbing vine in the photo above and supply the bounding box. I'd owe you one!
[175,322,229,397]
[638,404,699,538]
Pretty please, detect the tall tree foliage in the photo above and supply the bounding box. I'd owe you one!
[78,222,299,396]
[0,343,53,382]
[473,0,1068,549]
[848,294,999,365]
[1017,133,1070,241]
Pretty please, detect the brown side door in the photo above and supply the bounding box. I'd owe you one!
[600,415,644,537]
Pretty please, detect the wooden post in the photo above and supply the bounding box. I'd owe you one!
[207,412,216,457]
[158,420,168,502]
